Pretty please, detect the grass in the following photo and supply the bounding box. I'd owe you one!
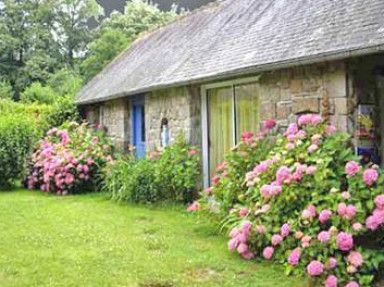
[0,190,306,287]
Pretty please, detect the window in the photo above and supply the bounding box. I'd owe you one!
[202,77,260,183]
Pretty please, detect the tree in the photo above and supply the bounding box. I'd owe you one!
[81,0,178,82]
[53,0,104,67]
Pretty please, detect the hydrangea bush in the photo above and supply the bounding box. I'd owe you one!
[193,114,384,287]
[26,122,113,195]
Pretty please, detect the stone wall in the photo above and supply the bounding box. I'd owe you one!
[258,61,349,131]
[145,86,201,150]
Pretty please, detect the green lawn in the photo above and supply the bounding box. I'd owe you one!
[0,190,305,287]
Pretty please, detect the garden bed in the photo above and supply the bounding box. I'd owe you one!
[0,190,304,287]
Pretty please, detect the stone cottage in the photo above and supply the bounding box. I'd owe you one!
[77,0,384,187]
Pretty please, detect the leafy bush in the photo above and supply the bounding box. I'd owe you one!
[0,80,13,100]
[105,136,200,203]
[20,82,57,104]
[194,114,384,287]
[46,96,80,128]
[47,68,83,97]
[26,122,113,195]
[0,114,38,188]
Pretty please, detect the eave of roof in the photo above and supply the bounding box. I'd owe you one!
[77,43,384,105]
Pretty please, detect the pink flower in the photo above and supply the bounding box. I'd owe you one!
[188,150,197,156]
[287,134,297,142]
[342,191,351,199]
[187,201,199,212]
[237,243,249,254]
[345,161,360,176]
[271,234,283,246]
[306,260,324,276]
[366,215,380,231]
[276,166,291,184]
[239,208,248,217]
[347,251,363,267]
[345,282,359,287]
[242,221,252,237]
[229,227,239,238]
[345,205,357,220]
[325,275,338,287]
[375,195,384,210]
[298,114,323,126]
[241,131,253,140]
[64,173,74,185]
[337,203,347,216]
[241,250,254,260]
[301,235,312,248]
[373,209,384,225]
[263,246,274,260]
[363,168,379,186]
[295,231,303,239]
[287,248,300,266]
[264,119,276,130]
[205,187,213,196]
[352,223,363,232]
[281,223,291,238]
[306,166,317,175]
[336,232,354,251]
[285,123,299,135]
[308,144,318,153]
[228,238,239,250]
[326,257,338,270]
[326,125,337,135]
[302,205,317,219]
[317,231,331,243]
[319,210,332,224]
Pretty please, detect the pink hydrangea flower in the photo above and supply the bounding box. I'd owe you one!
[317,231,331,243]
[241,131,253,140]
[352,223,363,232]
[188,150,197,156]
[187,201,199,212]
[281,223,291,238]
[229,227,239,238]
[285,143,295,150]
[271,234,283,246]
[302,205,317,219]
[264,119,276,130]
[306,165,317,175]
[375,195,384,210]
[205,187,213,196]
[319,210,332,224]
[263,246,274,260]
[345,281,360,287]
[326,257,338,270]
[336,232,354,251]
[294,231,303,239]
[239,208,248,217]
[285,123,299,135]
[306,260,324,276]
[363,168,379,186]
[287,134,297,142]
[237,243,248,254]
[345,161,360,176]
[287,247,300,266]
[301,235,312,248]
[242,221,252,237]
[347,251,363,267]
[326,125,337,135]
[325,275,338,287]
[228,238,239,250]
[342,191,351,199]
[366,215,380,231]
[276,166,291,184]
[308,144,318,153]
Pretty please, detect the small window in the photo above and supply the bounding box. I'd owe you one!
[160,118,170,147]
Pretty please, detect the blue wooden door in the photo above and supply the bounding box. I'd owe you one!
[132,102,146,158]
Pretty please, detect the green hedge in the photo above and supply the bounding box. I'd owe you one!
[0,115,38,188]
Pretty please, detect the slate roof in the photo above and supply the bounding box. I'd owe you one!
[77,0,384,104]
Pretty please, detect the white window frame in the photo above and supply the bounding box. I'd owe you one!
[200,76,261,188]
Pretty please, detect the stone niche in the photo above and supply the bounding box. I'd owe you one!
[258,61,349,131]
[145,85,201,151]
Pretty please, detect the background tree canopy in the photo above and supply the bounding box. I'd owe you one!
[0,0,179,100]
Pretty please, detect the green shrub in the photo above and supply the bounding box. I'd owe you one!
[20,82,57,104]
[194,114,384,287]
[0,80,13,100]
[105,136,201,204]
[45,95,80,128]
[26,122,114,195]
[0,114,38,188]
[47,68,83,97]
